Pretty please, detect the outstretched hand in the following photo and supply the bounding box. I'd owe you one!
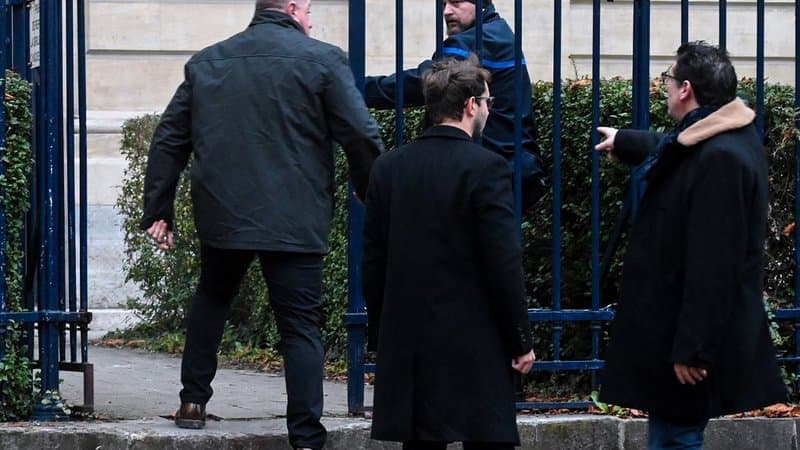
[595,127,619,161]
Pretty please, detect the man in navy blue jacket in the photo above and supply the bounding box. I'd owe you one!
[365,0,545,208]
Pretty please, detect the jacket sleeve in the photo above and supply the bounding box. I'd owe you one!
[672,148,750,367]
[324,49,385,200]
[473,155,533,357]
[364,60,432,109]
[615,129,663,167]
[363,33,473,110]
[362,159,388,351]
[140,75,193,231]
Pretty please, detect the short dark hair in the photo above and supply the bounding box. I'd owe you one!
[422,55,491,125]
[673,41,737,107]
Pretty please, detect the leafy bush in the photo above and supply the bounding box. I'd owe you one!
[118,79,800,397]
[0,70,36,421]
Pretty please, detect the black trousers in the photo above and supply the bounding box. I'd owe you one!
[402,441,514,450]
[180,245,326,449]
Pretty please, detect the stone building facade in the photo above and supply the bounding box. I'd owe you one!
[84,0,795,314]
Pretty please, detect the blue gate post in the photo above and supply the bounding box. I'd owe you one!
[550,0,564,367]
[346,0,367,416]
[0,0,9,367]
[630,0,650,221]
[33,0,66,420]
[78,0,90,366]
[393,0,404,146]
[589,0,603,387]
[794,0,800,388]
[718,0,727,51]
[755,0,765,135]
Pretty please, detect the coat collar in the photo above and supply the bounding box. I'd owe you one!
[249,9,304,33]
[419,125,474,142]
[676,97,755,147]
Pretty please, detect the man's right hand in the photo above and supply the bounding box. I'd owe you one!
[511,349,536,374]
[595,127,619,161]
[146,219,174,251]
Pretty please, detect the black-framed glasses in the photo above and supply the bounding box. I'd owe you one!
[474,96,495,108]
[660,71,678,84]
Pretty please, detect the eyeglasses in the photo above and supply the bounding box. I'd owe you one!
[474,96,495,108]
[660,71,678,84]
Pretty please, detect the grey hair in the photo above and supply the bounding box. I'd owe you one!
[255,0,306,10]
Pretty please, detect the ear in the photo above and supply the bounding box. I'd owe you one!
[679,80,694,102]
[286,1,297,15]
[465,96,478,118]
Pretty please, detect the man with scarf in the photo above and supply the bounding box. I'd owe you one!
[595,41,786,449]
[140,1,383,449]
[364,0,546,210]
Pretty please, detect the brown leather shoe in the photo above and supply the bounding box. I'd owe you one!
[175,402,206,429]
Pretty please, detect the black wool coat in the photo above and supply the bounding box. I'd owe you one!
[600,99,787,422]
[140,10,383,253]
[362,126,533,443]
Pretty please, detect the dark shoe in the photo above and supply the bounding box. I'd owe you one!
[175,402,206,429]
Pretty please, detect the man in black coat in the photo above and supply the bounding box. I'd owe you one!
[140,1,383,449]
[596,41,786,449]
[363,56,536,450]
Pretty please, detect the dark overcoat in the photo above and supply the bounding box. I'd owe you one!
[140,10,383,253]
[362,126,533,443]
[600,98,787,422]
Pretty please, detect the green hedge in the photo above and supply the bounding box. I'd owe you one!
[0,70,35,421]
[118,78,800,396]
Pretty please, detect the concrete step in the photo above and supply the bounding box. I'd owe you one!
[1,416,797,449]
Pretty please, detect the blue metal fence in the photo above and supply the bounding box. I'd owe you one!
[345,0,800,415]
[0,0,91,420]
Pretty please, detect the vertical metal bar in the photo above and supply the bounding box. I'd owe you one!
[346,0,366,416]
[78,0,89,362]
[794,0,800,389]
[512,0,522,223]
[552,0,564,361]
[632,0,650,131]
[475,0,483,57]
[0,0,9,364]
[66,0,78,363]
[33,0,63,420]
[394,0,404,146]
[10,1,27,77]
[631,1,650,227]
[590,0,602,376]
[755,0,765,135]
[681,0,688,44]
[56,0,66,368]
[435,0,443,59]
[718,0,727,51]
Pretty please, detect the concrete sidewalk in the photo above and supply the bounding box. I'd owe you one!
[1,345,799,449]
[58,345,370,420]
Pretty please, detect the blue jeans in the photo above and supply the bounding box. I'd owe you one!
[648,416,709,450]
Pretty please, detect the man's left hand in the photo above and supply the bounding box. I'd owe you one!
[674,363,708,385]
[146,219,174,251]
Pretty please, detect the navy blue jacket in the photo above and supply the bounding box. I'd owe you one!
[364,4,537,158]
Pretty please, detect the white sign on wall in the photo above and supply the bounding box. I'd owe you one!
[29,0,40,69]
